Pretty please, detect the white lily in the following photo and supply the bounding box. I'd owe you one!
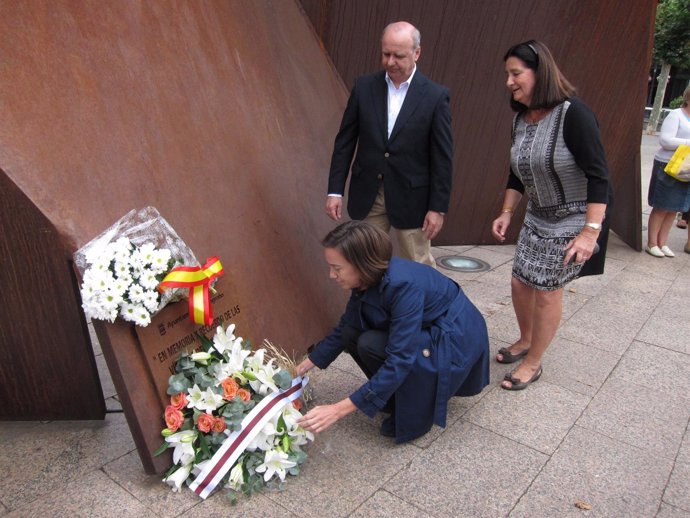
[255,449,296,482]
[202,387,225,411]
[281,405,314,445]
[226,461,245,491]
[248,361,279,395]
[245,419,279,452]
[165,429,197,466]
[190,351,212,365]
[163,462,193,492]
[186,384,205,410]
[212,323,237,353]
[213,325,250,365]
[186,384,223,412]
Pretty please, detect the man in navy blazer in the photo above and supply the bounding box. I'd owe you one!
[325,21,453,266]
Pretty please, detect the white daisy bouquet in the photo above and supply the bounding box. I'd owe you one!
[79,237,174,326]
[74,207,200,327]
[156,323,312,501]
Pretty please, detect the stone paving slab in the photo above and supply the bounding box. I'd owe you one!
[663,423,690,513]
[0,414,135,511]
[577,377,689,461]
[263,415,419,518]
[349,490,431,518]
[5,469,156,518]
[179,490,297,518]
[509,425,673,518]
[558,269,670,355]
[385,420,548,518]
[464,380,590,455]
[103,450,200,518]
[609,341,690,402]
[635,265,690,355]
[540,337,620,396]
[657,503,690,518]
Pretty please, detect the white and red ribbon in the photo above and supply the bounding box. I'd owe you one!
[189,376,308,499]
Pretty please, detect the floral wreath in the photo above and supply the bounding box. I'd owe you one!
[156,323,313,500]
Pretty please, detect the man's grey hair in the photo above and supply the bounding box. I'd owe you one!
[382,22,421,50]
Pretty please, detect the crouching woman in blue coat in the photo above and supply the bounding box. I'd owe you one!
[297,221,489,442]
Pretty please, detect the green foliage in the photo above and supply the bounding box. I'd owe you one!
[167,372,192,395]
[153,441,170,456]
[273,369,293,390]
[193,370,216,389]
[196,331,214,352]
[222,398,250,430]
[653,0,690,68]
[670,95,685,108]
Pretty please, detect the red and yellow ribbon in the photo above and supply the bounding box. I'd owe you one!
[159,257,224,326]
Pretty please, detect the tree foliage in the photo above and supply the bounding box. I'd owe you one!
[653,0,690,69]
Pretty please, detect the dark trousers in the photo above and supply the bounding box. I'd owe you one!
[341,325,395,413]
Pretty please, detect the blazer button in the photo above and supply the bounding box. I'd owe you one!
[384,152,390,158]
[422,348,430,358]
[377,174,383,180]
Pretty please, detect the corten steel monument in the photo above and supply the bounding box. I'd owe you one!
[1,0,656,473]
[0,1,348,473]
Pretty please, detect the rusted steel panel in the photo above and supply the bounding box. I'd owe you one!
[301,0,656,249]
[0,0,347,471]
[0,170,106,420]
[0,0,346,356]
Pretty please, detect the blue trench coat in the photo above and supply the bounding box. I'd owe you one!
[309,257,490,443]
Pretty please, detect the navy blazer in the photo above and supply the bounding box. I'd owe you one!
[327,70,453,229]
[309,258,489,443]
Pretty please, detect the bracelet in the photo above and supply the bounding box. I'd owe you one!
[501,207,514,213]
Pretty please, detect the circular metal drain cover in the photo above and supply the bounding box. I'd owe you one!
[437,255,491,273]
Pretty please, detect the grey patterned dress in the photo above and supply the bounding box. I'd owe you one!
[509,99,608,291]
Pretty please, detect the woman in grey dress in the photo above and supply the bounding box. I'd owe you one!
[491,40,612,390]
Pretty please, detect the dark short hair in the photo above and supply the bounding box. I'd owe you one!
[322,221,392,287]
[504,40,577,112]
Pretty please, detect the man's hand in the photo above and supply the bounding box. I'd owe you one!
[422,210,445,240]
[325,196,343,221]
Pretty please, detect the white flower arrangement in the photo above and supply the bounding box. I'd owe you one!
[157,324,313,500]
[79,237,174,327]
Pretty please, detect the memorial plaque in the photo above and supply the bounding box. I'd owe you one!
[136,276,250,405]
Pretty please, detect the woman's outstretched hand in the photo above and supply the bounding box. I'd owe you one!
[298,398,356,433]
[296,357,315,377]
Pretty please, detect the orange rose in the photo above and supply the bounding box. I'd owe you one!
[221,378,239,401]
[165,405,184,432]
[237,388,251,402]
[170,392,188,410]
[212,416,227,433]
[197,412,215,433]
[292,399,303,411]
